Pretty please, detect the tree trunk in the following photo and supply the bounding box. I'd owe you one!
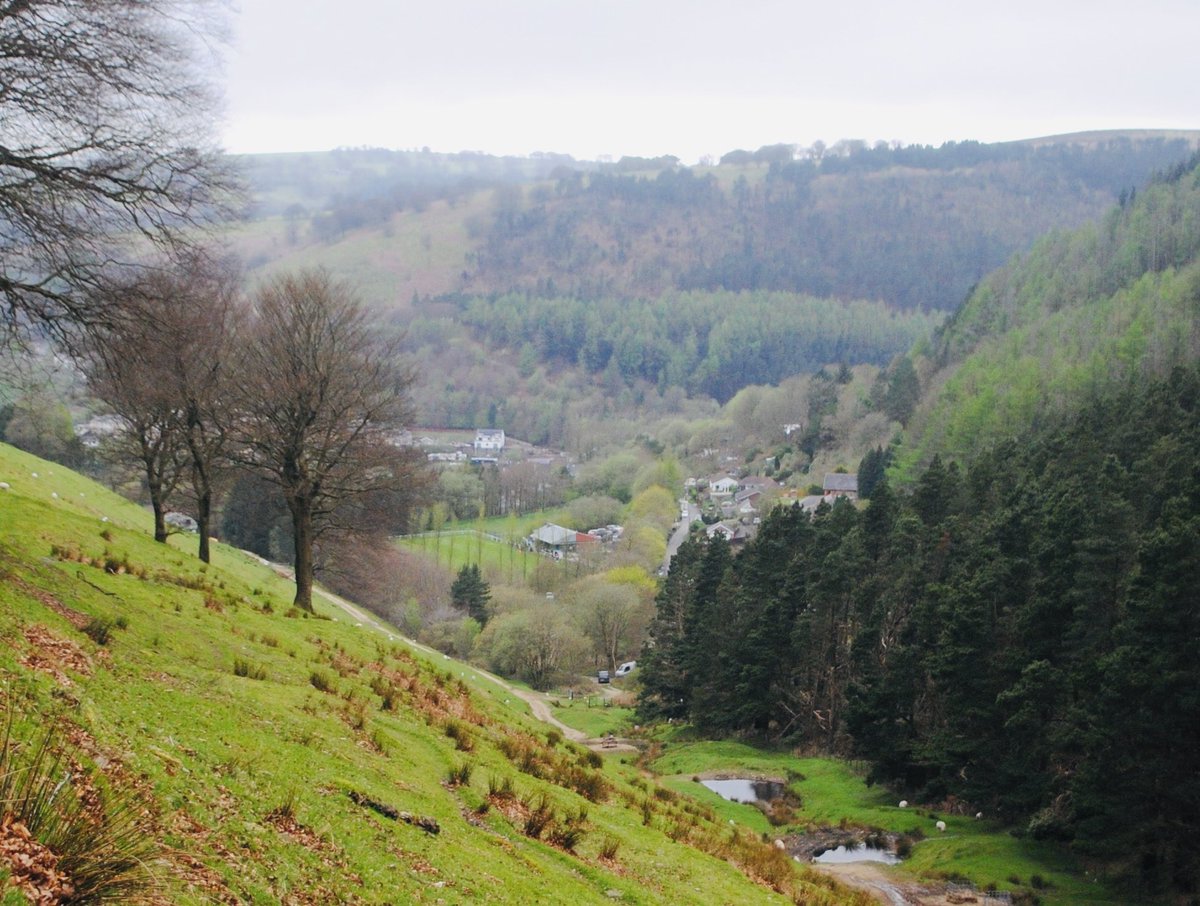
[290,495,315,611]
[191,450,213,563]
[197,484,212,563]
[149,480,168,543]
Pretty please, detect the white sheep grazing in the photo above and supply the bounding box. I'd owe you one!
[936,820,947,832]
[0,482,9,490]
[976,812,983,820]
[774,839,785,850]
[898,800,908,808]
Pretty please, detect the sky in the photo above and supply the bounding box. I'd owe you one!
[221,0,1200,163]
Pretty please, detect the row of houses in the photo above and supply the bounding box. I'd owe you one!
[692,470,860,547]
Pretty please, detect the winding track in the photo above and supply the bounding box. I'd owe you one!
[259,559,616,745]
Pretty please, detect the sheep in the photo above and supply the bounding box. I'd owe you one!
[936,820,946,832]
[898,800,908,808]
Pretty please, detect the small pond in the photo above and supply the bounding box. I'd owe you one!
[700,778,786,804]
[813,843,901,865]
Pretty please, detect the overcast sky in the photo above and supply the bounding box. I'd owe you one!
[221,0,1200,162]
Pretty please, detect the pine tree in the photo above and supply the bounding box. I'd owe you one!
[451,564,491,626]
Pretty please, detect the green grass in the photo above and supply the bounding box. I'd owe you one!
[0,441,861,905]
[649,736,1126,905]
[550,699,636,738]
[400,528,541,584]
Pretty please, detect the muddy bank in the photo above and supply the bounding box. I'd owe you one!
[783,826,903,861]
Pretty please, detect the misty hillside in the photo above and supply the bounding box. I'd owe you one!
[230,132,1200,314]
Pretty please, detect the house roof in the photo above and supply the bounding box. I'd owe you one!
[740,475,779,490]
[531,523,576,545]
[823,473,858,493]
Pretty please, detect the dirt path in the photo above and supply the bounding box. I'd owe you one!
[810,862,979,906]
[283,567,634,750]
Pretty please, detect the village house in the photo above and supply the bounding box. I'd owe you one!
[474,429,506,453]
[528,523,598,557]
[709,475,739,496]
[823,472,859,502]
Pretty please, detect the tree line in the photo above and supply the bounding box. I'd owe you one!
[457,291,940,403]
[465,137,1196,310]
[638,366,1200,896]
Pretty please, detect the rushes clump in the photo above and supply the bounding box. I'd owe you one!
[0,714,158,902]
[233,657,267,680]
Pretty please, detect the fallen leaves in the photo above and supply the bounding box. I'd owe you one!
[0,813,75,905]
[18,625,93,686]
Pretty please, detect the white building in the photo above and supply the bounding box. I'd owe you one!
[474,429,506,453]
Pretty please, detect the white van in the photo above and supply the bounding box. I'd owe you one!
[616,661,636,677]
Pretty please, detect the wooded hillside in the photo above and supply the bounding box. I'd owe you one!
[235,133,1200,314]
[898,152,1200,475]
[639,366,1200,897]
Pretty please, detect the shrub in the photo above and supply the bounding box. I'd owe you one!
[82,616,114,646]
[233,658,267,680]
[487,774,515,801]
[447,761,473,787]
[0,717,158,901]
[523,795,554,840]
[444,720,474,752]
[549,822,585,851]
[599,836,620,860]
[309,670,334,693]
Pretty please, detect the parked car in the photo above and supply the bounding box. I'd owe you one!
[616,661,637,677]
[597,670,610,684]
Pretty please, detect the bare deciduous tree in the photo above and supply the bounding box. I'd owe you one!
[79,253,242,558]
[82,316,186,543]
[0,0,232,343]
[232,269,424,611]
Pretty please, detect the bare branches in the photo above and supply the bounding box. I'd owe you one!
[231,269,426,609]
[0,0,235,343]
[77,251,243,553]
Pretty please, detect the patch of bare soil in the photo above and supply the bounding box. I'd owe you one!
[811,862,991,906]
[264,808,335,854]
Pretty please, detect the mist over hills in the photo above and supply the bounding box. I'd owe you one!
[220,131,1200,444]
[232,131,1200,313]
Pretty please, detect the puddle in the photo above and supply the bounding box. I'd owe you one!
[700,778,785,804]
[813,844,901,865]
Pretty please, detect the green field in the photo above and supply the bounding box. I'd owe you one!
[650,736,1126,905]
[550,698,637,738]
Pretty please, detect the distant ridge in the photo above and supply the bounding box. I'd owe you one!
[1007,127,1200,148]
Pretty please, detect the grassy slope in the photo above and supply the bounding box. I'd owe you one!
[0,442,863,905]
[649,738,1123,905]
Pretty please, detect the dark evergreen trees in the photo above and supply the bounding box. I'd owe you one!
[637,366,1200,894]
[450,563,492,626]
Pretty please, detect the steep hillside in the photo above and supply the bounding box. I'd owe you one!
[0,442,863,904]
[898,151,1200,475]
[229,133,1200,313]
